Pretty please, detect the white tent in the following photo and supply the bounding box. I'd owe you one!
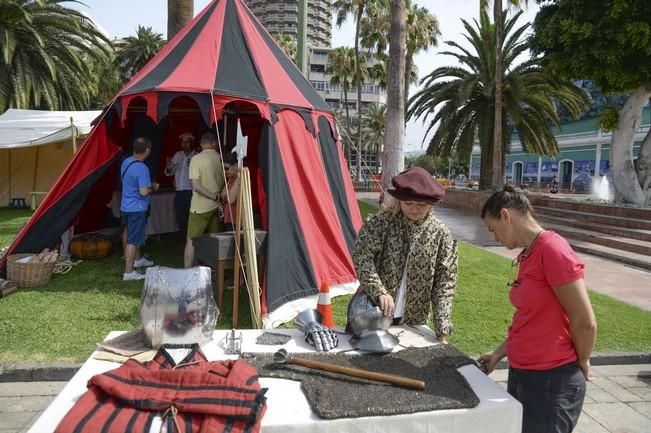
[0,109,101,207]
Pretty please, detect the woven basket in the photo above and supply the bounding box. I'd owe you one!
[6,253,56,288]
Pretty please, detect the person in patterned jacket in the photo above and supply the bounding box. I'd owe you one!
[55,345,267,433]
[352,166,458,343]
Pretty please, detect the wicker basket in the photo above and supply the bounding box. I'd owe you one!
[6,253,56,288]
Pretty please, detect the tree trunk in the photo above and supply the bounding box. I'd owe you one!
[610,86,650,205]
[381,0,407,195]
[636,97,651,203]
[480,140,494,191]
[404,53,413,121]
[355,7,365,182]
[344,87,352,173]
[491,1,504,191]
[168,0,194,40]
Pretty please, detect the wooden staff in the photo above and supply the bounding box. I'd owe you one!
[232,168,244,329]
[240,167,262,328]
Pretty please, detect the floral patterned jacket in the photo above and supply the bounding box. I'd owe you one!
[352,209,458,337]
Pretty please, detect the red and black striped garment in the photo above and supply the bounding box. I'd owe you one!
[55,345,267,433]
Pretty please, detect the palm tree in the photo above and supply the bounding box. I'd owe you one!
[88,49,122,108]
[328,46,356,169]
[114,26,165,83]
[360,0,439,117]
[271,32,297,64]
[405,4,439,112]
[407,11,588,191]
[167,0,193,40]
[382,0,407,191]
[333,0,379,180]
[480,0,528,190]
[362,103,386,173]
[0,0,111,112]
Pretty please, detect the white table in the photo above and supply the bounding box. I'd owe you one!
[29,327,522,433]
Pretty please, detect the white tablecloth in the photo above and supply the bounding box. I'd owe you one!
[28,327,522,433]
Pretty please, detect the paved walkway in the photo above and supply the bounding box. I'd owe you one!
[490,364,651,433]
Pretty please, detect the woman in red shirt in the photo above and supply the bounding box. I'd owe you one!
[478,185,597,433]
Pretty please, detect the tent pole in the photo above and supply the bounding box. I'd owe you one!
[223,114,228,154]
[32,146,40,194]
[70,116,77,153]
[8,149,12,204]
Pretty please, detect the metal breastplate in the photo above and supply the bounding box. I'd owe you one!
[139,266,218,348]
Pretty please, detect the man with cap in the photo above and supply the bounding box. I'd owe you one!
[165,132,196,237]
[350,166,458,343]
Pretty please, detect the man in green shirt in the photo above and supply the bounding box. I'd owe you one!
[183,132,225,267]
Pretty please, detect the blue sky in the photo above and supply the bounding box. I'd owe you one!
[71,0,539,152]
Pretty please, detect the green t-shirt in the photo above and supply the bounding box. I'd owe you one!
[189,149,225,213]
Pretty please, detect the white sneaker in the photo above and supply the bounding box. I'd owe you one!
[123,271,145,281]
[134,257,154,268]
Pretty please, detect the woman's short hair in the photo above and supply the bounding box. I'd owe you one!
[481,184,534,219]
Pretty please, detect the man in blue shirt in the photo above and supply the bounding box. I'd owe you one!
[120,137,159,281]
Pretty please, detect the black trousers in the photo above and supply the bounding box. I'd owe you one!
[174,190,193,238]
[508,361,586,433]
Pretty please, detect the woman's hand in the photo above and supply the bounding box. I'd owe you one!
[476,341,507,374]
[579,359,592,380]
[377,294,395,317]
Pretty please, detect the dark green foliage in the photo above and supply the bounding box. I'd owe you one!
[407,10,589,189]
[0,0,111,112]
[114,25,165,83]
[531,0,651,93]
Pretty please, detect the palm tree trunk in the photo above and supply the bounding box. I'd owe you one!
[168,0,194,40]
[344,87,352,172]
[382,0,407,194]
[355,6,365,182]
[404,52,413,119]
[610,86,650,204]
[492,1,504,191]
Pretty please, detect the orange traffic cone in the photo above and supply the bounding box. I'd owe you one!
[317,280,336,328]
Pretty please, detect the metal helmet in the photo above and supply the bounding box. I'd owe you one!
[345,290,398,353]
[139,266,218,348]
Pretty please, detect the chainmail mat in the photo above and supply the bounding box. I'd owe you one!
[255,332,292,345]
[242,344,479,419]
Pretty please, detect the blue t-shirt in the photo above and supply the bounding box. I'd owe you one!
[120,156,151,212]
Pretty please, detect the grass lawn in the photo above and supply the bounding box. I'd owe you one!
[0,208,32,248]
[0,202,649,364]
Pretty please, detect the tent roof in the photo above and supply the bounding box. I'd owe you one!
[0,109,101,150]
[117,0,330,113]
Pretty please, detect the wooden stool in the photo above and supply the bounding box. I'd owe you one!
[215,253,266,309]
[192,230,268,309]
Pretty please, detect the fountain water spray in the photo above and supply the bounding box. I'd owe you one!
[592,175,611,201]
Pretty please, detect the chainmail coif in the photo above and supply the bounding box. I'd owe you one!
[242,344,479,419]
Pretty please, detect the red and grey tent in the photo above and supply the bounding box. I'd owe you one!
[0,0,362,325]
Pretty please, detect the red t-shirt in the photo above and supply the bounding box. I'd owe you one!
[507,230,585,370]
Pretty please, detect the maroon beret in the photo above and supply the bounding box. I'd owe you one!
[387,167,445,205]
